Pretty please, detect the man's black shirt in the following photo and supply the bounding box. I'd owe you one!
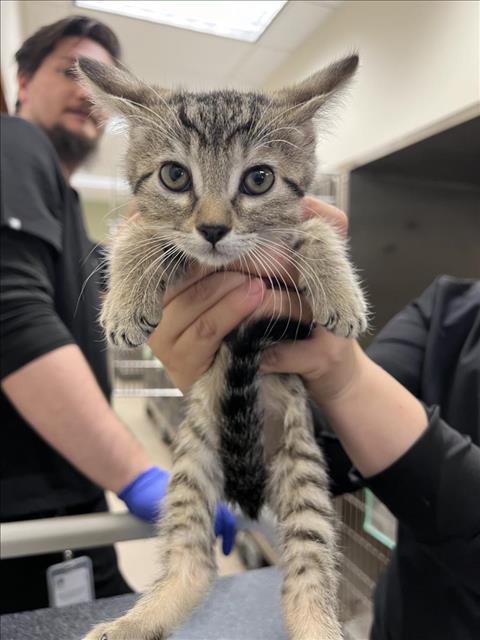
[0,115,109,518]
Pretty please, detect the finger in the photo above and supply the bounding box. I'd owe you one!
[222,525,236,556]
[260,340,311,373]
[149,278,266,390]
[216,506,236,556]
[302,196,348,237]
[164,253,297,306]
[163,263,218,304]
[171,277,265,357]
[251,288,312,325]
[165,286,311,391]
[161,271,263,342]
[260,328,332,375]
[114,209,142,234]
[228,251,297,285]
[127,197,141,219]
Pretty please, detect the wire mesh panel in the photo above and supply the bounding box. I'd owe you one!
[110,345,184,445]
[110,346,182,397]
[336,492,393,638]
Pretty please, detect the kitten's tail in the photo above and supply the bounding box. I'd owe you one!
[220,319,311,519]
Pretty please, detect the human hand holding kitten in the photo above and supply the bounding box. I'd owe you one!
[147,196,352,394]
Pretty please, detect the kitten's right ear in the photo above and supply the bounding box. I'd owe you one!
[273,54,359,124]
[75,58,166,119]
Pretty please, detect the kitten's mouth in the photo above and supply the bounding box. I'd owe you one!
[188,244,242,268]
[179,247,299,293]
[180,236,296,288]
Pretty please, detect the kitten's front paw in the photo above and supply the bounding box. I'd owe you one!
[100,294,159,348]
[83,617,166,640]
[319,287,368,339]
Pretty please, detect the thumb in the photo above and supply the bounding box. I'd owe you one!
[260,342,303,374]
[215,504,237,555]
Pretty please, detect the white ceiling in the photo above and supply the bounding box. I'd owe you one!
[17,0,343,200]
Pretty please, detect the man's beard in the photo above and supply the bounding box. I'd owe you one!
[45,124,98,168]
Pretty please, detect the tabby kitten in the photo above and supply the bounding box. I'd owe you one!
[78,54,367,640]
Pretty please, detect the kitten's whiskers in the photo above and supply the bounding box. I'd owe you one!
[75,256,109,317]
[140,244,184,307]
[247,248,280,339]
[249,243,304,342]
[254,234,327,332]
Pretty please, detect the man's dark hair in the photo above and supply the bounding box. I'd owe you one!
[14,15,121,112]
[15,14,121,78]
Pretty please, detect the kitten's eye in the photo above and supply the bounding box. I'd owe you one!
[241,166,275,196]
[159,162,191,192]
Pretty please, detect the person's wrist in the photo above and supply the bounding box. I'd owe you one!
[161,365,189,396]
[117,465,166,499]
[110,453,153,494]
[307,340,367,409]
[118,465,170,523]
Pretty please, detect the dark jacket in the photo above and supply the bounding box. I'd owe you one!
[317,275,480,639]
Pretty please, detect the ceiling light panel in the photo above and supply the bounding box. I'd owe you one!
[75,1,287,42]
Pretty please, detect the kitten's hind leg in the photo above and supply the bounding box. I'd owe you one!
[266,375,342,640]
[82,409,222,640]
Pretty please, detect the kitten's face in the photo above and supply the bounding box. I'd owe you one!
[127,91,316,267]
[77,55,358,267]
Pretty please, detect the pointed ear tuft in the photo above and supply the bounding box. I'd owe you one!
[75,58,166,119]
[274,54,359,124]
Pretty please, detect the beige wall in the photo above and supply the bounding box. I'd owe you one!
[83,200,128,243]
[266,1,480,172]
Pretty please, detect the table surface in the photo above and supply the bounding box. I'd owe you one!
[0,566,288,640]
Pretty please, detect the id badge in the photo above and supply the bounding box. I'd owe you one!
[47,554,94,607]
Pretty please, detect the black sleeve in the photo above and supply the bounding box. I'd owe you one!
[365,280,435,395]
[312,402,365,496]
[0,116,65,252]
[368,406,480,593]
[363,278,480,544]
[367,406,480,539]
[0,229,74,379]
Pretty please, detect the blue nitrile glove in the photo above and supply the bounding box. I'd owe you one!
[214,502,237,556]
[118,466,237,555]
[118,466,169,523]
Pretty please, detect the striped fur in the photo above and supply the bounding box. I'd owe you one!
[80,55,368,640]
[221,319,312,518]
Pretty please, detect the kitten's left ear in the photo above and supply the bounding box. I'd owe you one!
[75,57,167,119]
[274,54,359,123]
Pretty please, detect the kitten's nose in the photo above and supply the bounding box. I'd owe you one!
[197,224,230,246]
